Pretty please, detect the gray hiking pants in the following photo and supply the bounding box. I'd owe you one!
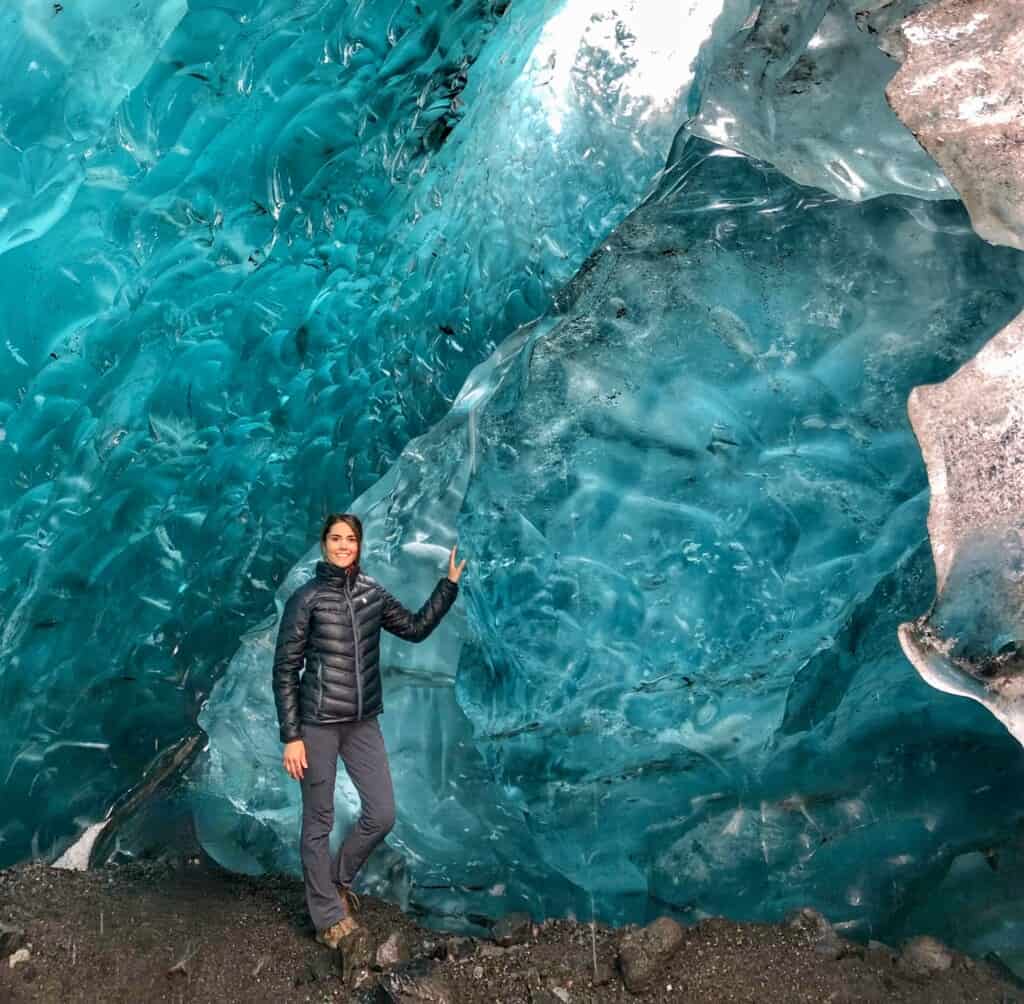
[299,716,396,931]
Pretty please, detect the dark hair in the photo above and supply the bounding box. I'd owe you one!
[320,512,363,566]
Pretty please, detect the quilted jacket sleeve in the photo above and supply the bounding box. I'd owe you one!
[380,577,458,643]
[272,586,312,743]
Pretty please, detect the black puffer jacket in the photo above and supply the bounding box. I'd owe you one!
[272,560,459,743]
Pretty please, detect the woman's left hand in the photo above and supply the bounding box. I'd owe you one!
[448,543,467,584]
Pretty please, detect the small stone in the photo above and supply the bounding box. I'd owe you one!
[445,936,474,961]
[0,923,25,956]
[294,953,338,986]
[339,928,373,988]
[376,931,412,970]
[814,935,846,961]
[787,906,845,959]
[493,911,533,947]
[530,991,565,1004]
[378,958,454,999]
[9,947,31,969]
[617,916,685,993]
[472,964,484,979]
[479,944,507,958]
[379,968,455,1004]
[900,935,954,974]
[786,907,833,940]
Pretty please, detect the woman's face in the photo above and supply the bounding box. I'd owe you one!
[323,522,359,569]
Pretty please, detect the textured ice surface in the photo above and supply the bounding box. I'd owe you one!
[688,0,956,201]
[197,137,1024,950]
[0,0,188,255]
[0,0,736,867]
[5,0,1024,969]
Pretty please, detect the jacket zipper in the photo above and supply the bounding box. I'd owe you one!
[315,652,324,716]
[345,575,364,720]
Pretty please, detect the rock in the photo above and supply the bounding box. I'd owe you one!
[787,906,833,939]
[472,964,484,979]
[592,958,616,985]
[886,0,1024,251]
[983,949,1022,986]
[9,947,31,969]
[897,310,1024,743]
[378,959,455,1004]
[376,931,412,970]
[479,944,507,958]
[900,935,954,974]
[0,922,25,955]
[530,992,557,1004]
[445,936,474,961]
[340,928,374,988]
[616,916,685,993]
[523,965,543,991]
[531,989,570,1004]
[866,939,897,965]
[294,952,339,986]
[492,911,533,947]
[787,906,845,960]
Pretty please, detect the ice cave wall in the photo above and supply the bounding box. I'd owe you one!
[3,0,1024,975]
[1,0,723,865]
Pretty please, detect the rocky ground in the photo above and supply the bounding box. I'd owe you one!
[0,856,1020,1004]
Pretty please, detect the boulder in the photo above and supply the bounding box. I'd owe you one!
[492,911,533,947]
[900,935,954,975]
[616,916,685,993]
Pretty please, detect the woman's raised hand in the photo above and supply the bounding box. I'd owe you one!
[283,739,308,781]
[448,543,467,584]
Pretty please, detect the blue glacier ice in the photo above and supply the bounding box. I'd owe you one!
[688,0,955,201]
[1,0,727,866]
[196,136,1024,958]
[3,0,1024,977]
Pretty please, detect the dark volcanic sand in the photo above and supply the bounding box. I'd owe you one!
[0,857,1020,1004]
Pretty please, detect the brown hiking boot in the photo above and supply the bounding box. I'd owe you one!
[315,914,359,949]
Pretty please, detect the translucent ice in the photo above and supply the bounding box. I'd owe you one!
[688,0,956,201]
[0,0,738,869]
[0,0,187,255]
[4,0,1024,972]
[196,137,1024,947]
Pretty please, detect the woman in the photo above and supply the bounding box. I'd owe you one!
[272,512,466,948]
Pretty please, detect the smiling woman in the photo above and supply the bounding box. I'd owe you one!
[323,518,360,569]
[271,511,466,949]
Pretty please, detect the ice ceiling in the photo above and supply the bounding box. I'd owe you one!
[3,0,1024,971]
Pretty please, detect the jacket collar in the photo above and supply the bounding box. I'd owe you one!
[315,560,360,589]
